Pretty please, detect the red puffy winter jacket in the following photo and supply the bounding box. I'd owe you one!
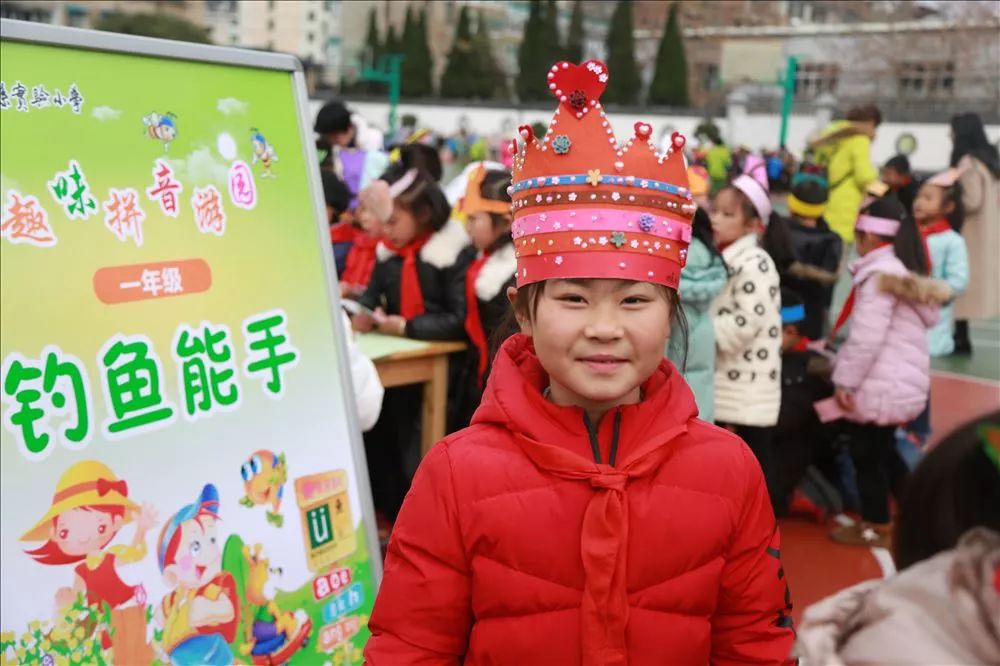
[366,334,795,665]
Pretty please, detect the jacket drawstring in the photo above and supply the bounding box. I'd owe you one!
[582,410,624,467]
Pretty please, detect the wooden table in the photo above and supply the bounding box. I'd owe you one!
[367,339,467,456]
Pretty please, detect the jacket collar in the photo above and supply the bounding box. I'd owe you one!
[849,244,896,282]
[721,232,759,262]
[375,217,470,268]
[473,334,697,465]
[475,241,517,301]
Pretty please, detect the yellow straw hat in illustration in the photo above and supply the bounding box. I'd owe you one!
[21,460,137,542]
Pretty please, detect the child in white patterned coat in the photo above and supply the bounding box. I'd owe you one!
[710,157,784,502]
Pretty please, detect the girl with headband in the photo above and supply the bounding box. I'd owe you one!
[351,162,472,526]
[366,60,794,664]
[708,155,788,505]
[828,197,950,548]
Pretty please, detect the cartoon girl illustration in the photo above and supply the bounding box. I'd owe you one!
[250,128,278,178]
[143,111,178,152]
[21,459,158,663]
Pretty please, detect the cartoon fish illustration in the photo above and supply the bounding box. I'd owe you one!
[239,450,287,527]
[250,128,278,178]
[143,112,177,152]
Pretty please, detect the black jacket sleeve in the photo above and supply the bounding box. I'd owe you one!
[357,260,387,312]
[405,252,474,341]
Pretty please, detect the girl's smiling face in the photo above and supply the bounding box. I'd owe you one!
[51,507,122,557]
[512,279,672,420]
[711,188,761,245]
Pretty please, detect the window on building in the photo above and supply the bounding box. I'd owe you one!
[794,62,840,99]
[230,35,238,44]
[696,63,720,93]
[268,0,275,10]
[268,19,275,31]
[307,32,314,43]
[308,11,315,21]
[897,62,955,98]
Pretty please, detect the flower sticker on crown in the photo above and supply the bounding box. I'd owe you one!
[552,135,572,155]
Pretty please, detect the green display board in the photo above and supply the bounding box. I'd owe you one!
[0,20,379,666]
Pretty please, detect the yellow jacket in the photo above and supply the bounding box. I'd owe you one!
[811,121,878,242]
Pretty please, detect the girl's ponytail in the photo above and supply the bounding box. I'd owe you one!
[894,215,929,276]
[761,211,796,275]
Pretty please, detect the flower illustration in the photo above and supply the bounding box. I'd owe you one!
[639,213,655,232]
[610,231,626,248]
[587,169,602,186]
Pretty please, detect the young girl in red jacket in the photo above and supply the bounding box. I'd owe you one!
[365,60,795,665]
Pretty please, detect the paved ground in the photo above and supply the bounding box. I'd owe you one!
[781,317,1000,623]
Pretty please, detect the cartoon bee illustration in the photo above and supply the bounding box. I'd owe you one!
[239,450,287,527]
[142,112,178,152]
[250,128,278,178]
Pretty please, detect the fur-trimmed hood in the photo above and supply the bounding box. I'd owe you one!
[475,241,517,301]
[878,272,953,306]
[376,217,470,268]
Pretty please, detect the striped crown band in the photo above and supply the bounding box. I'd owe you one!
[513,173,691,198]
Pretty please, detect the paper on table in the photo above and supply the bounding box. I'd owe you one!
[357,332,430,360]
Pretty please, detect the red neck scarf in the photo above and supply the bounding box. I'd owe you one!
[464,251,491,387]
[389,234,430,320]
[513,421,687,666]
[341,233,379,289]
[793,336,811,353]
[831,241,893,337]
[918,218,951,273]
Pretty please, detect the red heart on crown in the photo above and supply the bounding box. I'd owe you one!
[546,60,608,117]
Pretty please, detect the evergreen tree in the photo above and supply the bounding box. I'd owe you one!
[96,11,210,43]
[565,0,585,63]
[603,0,641,105]
[516,0,548,101]
[401,6,432,97]
[417,8,435,95]
[363,7,381,65]
[440,5,477,98]
[474,9,508,99]
[384,23,400,56]
[648,2,689,106]
[543,0,563,66]
[401,6,417,95]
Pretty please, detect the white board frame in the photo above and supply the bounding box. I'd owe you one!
[0,17,384,586]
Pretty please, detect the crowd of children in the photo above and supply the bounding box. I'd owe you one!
[313,76,998,661]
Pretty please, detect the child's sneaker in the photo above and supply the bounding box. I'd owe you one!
[830,522,892,548]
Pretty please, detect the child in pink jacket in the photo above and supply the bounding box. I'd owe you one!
[830,197,949,547]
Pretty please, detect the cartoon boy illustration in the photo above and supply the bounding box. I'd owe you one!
[154,484,239,666]
[22,460,157,663]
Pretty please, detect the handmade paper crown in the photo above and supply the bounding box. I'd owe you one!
[509,60,694,289]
